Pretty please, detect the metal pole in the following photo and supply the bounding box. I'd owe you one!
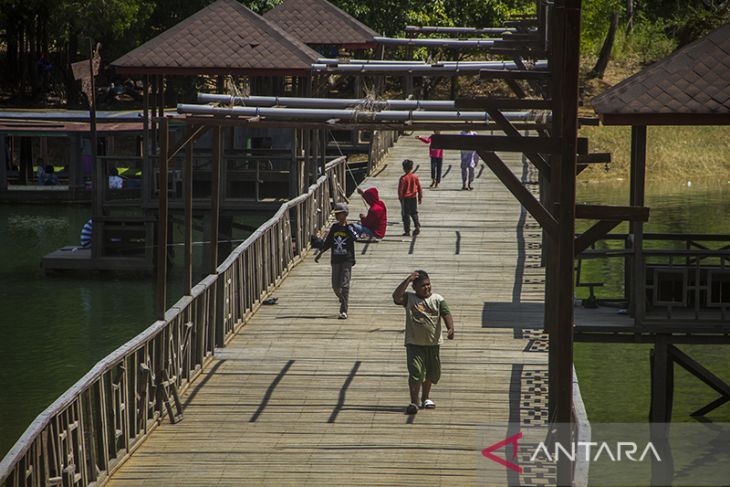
[156,117,169,320]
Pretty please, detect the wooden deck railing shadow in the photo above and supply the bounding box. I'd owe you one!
[0,156,347,487]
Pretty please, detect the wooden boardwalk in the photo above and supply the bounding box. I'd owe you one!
[107,133,550,486]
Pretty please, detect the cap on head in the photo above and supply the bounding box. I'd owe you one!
[333,202,349,213]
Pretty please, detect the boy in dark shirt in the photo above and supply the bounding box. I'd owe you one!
[315,203,358,319]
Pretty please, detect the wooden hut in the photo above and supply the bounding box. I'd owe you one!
[586,22,730,422]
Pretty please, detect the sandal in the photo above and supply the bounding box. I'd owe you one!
[421,399,435,409]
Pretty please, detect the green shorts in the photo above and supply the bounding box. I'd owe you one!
[406,344,441,384]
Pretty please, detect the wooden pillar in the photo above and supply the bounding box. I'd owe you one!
[184,135,193,295]
[649,335,673,422]
[209,125,221,274]
[0,136,7,191]
[143,76,151,205]
[289,128,298,199]
[155,118,169,320]
[150,76,157,155]
[630,125,647,325]
[550,2,581,485]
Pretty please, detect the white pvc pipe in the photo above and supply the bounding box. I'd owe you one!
[178,103,536,123]
[374,36,497,47]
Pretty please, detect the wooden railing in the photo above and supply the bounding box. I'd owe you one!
[576,233,730,330]
[0,156,347,487]
[367,129,399,176]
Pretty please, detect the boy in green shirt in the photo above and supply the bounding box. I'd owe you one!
[392,270,454,415]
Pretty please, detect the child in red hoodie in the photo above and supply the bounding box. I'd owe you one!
[398,159,422,236]
[351,187,387,240]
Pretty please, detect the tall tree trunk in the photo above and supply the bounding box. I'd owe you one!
[626,0,634,34]
[588,12,620,80]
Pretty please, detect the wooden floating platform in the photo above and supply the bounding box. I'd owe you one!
[41,246,152,273]
[107,133,555,486]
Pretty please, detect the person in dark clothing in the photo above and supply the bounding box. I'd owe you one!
[351,187,387,240]
[315,202,358,319]
[398,159,422,237]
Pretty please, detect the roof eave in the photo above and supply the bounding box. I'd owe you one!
[599,112,730,126]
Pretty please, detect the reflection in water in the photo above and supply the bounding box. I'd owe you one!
[0,204,271,457]
[574,179,730,423]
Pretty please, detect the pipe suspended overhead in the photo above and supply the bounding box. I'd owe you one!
[177,103,537,123]
[404,26,518,35]
[374,36,497,48]
[311,61,548,76]
[316,59,549,70]
[195,95,550,120]
[198,94,459,110]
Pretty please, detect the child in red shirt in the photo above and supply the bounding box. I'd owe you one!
[398,159,422,236]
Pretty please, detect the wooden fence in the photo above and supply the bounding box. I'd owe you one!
[366,129,398,176]
[0,156,347,487]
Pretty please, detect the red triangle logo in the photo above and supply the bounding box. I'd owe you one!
[481,432,523,473]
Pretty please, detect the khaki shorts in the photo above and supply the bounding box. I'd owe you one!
[406,344,441,384]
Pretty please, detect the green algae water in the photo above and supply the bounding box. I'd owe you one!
[574,179,730,423]
[0,205,272,457]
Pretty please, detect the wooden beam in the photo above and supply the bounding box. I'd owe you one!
[480,69,551,80]
[575,203,650,222]
[505,78,528,99]
[431,134,562,154]
[455,97,552,110]
[184,138,193,295]
[155,118,169,320]
[577,152,611,164]
[210,126,221,273]
[575,219,622,255]
[167,125,210,164]
[487,108,551,179]
[478,150,558,238]
[669,345,730,398]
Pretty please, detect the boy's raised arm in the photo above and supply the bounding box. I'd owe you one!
[393,271,419,305]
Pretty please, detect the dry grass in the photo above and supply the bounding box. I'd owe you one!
[579,125,730,182]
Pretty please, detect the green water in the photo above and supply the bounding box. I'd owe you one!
[0,205,272,457]
[574,179,730,423]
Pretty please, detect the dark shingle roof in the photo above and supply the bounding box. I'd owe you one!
[112,0,319,76]
[264,0,377,48]
[592,22,730,125]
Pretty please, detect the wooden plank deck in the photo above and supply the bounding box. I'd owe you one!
[107,133,551,486]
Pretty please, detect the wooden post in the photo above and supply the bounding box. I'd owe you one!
[0,135,7,191]
[630,125,647,326]
[156,118,169,321]
[551,2,581,485]
[210,126,221,274]
[184,136,193,295]
[150,76,157,155]
[289,128,298,199]
[649,335,672,422]
[143,75,151,206]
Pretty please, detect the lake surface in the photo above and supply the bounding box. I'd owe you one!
[0,205,272,456]
[574,178,730,423]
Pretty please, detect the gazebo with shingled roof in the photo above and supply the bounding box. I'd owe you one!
[589,21,730,424]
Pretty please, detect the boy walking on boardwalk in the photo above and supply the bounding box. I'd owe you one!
[315,203,357,319]
[398,159,422,236]
[392,270,454,415]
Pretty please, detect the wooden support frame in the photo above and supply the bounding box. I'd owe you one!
[574,220,622,255]
[668,345,730,417]
[431,134,562,154]
[210,126,222,274]
[486,108,551,178]
[478,150,558,238]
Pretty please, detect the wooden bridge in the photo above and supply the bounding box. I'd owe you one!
[0,133,585,486]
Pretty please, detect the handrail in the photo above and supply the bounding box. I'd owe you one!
[571,366,591,487]
[0,156,347,487]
